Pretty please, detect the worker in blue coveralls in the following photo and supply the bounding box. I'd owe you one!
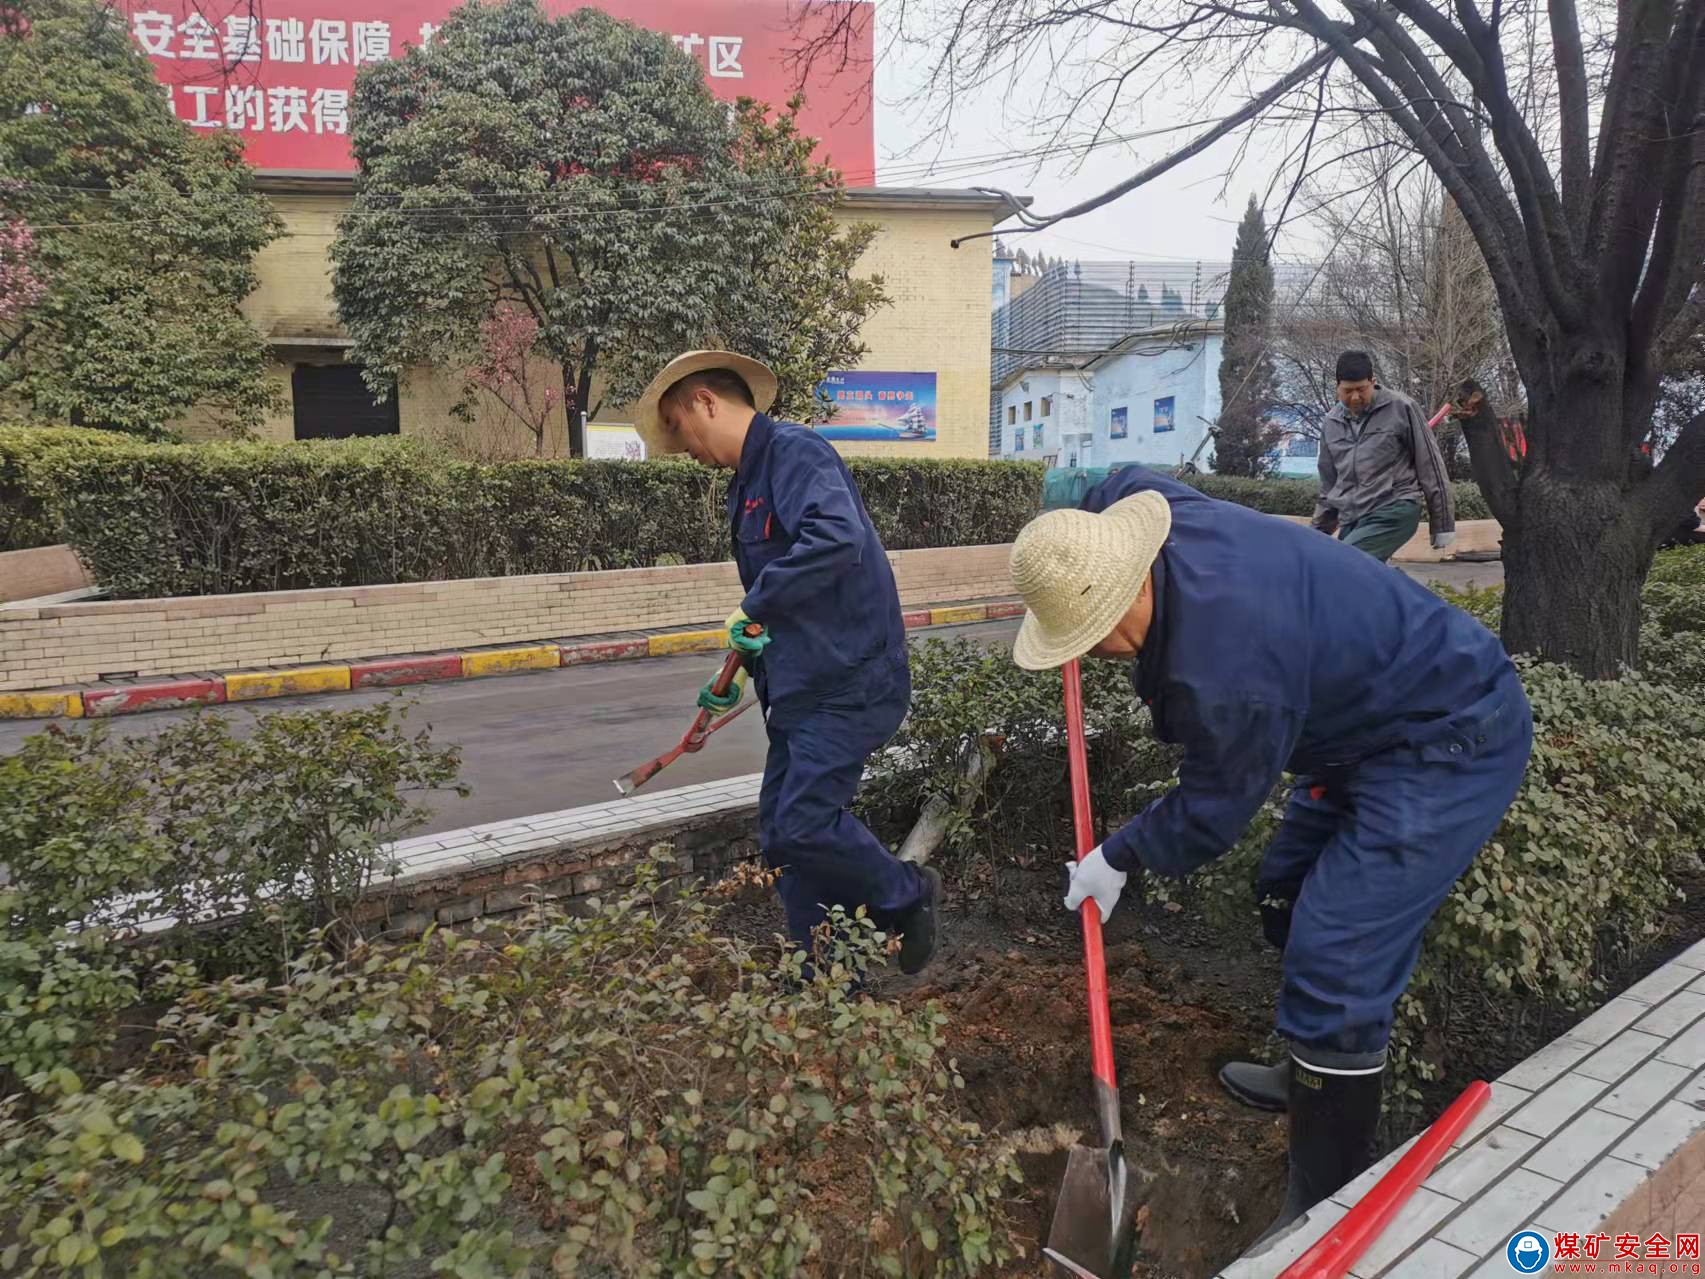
[632,350,943,975]
[1006,465,1531,1245]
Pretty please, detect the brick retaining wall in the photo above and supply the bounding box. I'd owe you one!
[0,519,1505,693]
[0,543,1015,692]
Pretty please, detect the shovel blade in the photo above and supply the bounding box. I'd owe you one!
[1043,1142,1139,1279]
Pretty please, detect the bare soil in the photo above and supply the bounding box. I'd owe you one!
[714,852,1705,1279]
[718,865,1290,1278]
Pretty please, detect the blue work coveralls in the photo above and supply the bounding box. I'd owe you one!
[729,414,928,946]
[1085,469,1532,1057]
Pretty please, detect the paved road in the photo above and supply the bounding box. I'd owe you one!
[0,560,1504,836]
[0,620,1020,835]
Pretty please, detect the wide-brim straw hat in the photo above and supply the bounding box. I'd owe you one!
[1010,491,1173,670]
[632,350,779,457]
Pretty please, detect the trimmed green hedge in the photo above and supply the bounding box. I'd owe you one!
[0,428,1044,598]
[1,427,1498,599]
[0,426,142,554]
[1177,472,1493,521]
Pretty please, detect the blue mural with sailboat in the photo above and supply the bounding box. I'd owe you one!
[812,371,937,442]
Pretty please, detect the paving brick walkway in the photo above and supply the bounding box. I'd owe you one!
[1220,939,1705,1278]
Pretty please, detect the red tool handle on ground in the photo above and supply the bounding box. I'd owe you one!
[1063,658,1118,1096]
[1276,1080,1490,1279]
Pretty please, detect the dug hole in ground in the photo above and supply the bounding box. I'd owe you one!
[713,815,1705,1277]
[710,589,1705,1278]
[719,865,1292,1278]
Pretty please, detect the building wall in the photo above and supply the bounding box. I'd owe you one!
[994,369,1092,463]
[1092,334,1223,469]
[199,193,994,460]
[821,205,994,460]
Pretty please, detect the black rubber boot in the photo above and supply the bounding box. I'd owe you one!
[1219,1058,1291,1112]
[896,866,943,976]
[1251,1048,1385,1250]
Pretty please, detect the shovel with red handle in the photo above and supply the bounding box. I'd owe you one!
[1044,657,1142,1279]
[611,625,761,797]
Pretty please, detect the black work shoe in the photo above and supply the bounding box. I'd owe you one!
[896,866,943,976]
[1219,1059,1291,1112]
[1251,1050,1384,1251]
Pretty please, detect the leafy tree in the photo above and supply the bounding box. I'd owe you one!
[0,0,282,436]
[332,0,883,456]
[713,99,886,421]
[463,303,559,457]
[1213,197,1281,477]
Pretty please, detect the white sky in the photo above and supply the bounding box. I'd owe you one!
[864,13,1310,265]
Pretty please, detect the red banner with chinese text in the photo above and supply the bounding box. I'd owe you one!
[114,0,875,179]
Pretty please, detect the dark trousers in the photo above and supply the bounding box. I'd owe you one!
[757,655,925,948]
[1341,498,1423,563]
[1257,671,1533,1055]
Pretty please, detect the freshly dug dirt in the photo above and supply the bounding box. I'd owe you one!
[895,871,1287,1279]
[716,851,1705,1277]
[718,864,1291,1278]
[916,941,1286,1277]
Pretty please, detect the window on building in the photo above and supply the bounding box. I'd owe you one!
[1007,405,1017,426]
[1024,401,1033,422]
[292,363,400,441]
[1040,396,1053,417]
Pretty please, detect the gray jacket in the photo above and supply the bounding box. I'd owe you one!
[1311,388,1455,537]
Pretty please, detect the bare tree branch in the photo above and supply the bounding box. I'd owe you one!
[1549,0,1592,235]
[948,43,1340,247]
[1646,407,1705,528]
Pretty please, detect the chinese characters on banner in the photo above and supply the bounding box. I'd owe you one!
[117,0,874,176]
[812,371,937,443]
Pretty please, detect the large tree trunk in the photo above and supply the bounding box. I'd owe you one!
[1498,475,1652,677]
[1459,376,1663,678]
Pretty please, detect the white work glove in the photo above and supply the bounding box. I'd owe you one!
[1064,846,1128,922]
[1432,531,1456,551]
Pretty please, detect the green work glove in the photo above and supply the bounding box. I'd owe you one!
[698,666,747,713]
[726,609,772,657]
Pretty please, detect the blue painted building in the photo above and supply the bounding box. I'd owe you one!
[1084,324,1223,469]
[996,321,1227,469]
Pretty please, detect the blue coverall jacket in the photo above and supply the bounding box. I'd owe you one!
[1084,468,1532,1055]
[729,414,908,717]
[727,414,923,944]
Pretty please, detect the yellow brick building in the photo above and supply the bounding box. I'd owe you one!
[219,175,1008,460]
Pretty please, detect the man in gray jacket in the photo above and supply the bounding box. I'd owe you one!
[1311,350,1456,562]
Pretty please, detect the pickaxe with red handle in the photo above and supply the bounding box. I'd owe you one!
[611,625,761,797]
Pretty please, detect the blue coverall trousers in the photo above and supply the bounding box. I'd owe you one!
[1257,669,1533,1056]
[757,652,928,948]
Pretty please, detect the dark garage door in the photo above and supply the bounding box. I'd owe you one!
[292,364,400,441]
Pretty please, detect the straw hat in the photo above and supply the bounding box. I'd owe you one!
[632,350,778,457]
[1010,491,1172,670]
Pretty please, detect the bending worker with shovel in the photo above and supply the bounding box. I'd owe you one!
[1008,466,1531,1244]
[632,351,943,974]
